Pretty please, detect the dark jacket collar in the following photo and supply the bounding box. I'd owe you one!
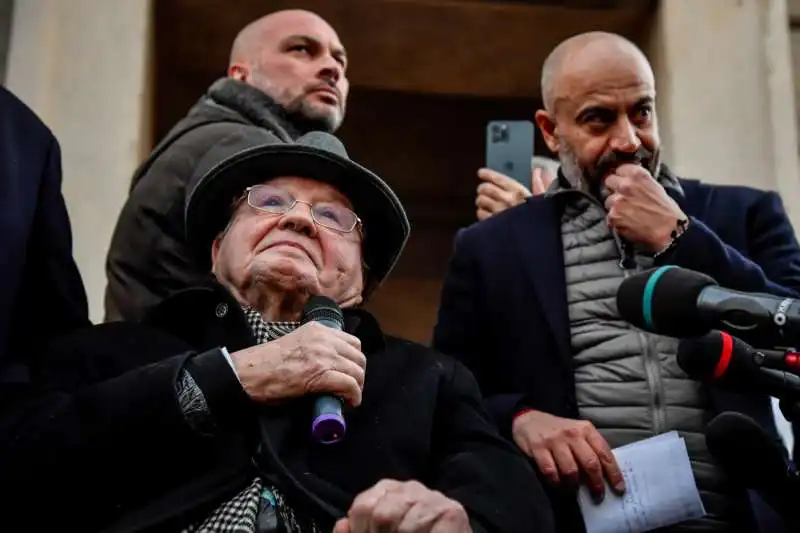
[203,78,317,140]
[145,282,387,355]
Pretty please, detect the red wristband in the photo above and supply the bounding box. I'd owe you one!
[513,408,535,422]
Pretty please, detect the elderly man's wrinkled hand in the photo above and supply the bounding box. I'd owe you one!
[231,321,366,407]
[333,479,471,533]
[512,409,625,502]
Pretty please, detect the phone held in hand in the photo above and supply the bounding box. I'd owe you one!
[485,120,535,188]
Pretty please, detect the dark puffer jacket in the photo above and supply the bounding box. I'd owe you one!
[104,78,307,322]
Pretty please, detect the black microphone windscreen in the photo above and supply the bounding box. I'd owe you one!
[677,332,724,380]
[706,411,788,489]
[302,296,344,328]
[616,266,717,337]
[677,331,757,383]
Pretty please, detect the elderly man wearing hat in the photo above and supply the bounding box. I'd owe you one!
[20,131,553,532]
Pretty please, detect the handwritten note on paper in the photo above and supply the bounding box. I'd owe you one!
[577,431,706,533]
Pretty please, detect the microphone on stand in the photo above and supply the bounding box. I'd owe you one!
[302,296,346,444]
[706,411,800,530]
[676,330,800,401]
[616,265,800,349]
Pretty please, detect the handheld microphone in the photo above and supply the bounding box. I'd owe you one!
[616,265,800,348]
[677,331,800,401]
[705,411,800,529]
[301,296,346,444]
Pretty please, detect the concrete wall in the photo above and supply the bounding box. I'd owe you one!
[5,0,153,323]
[649,0,800,230]
[788,0,800,154]
[0,0,13,82]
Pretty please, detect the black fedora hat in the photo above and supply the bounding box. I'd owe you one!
[185,130,410,295]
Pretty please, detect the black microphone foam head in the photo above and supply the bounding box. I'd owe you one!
[616,266,717,337]
[706,411,789,489]
[677,330,757,383]
[302,295,344,328]
[677,332,725,381]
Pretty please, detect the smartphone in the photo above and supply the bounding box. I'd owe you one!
[486,120,535,187]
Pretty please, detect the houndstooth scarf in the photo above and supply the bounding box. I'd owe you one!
[181,309,320,533]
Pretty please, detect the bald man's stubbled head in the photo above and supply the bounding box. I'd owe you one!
[228,10,348,133]
[534,32,661,198]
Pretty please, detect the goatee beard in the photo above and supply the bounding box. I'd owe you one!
[285,103,343,134]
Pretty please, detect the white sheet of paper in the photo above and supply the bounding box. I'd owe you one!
[613,430,679,454]
[578,431,706,533]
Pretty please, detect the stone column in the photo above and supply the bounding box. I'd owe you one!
[648,0,800,230]
[4,0,153,322]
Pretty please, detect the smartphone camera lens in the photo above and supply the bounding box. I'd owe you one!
[491,124,509,143]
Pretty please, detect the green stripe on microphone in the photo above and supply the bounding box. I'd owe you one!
[642,265,676,330]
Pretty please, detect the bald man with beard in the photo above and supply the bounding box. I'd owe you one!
[434,32,800,532]
[105,9,350,322]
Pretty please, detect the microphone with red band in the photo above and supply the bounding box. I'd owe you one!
[677,330,800,401]
[698,330,800,380]
[712,331,734,378]
[301,295,347,444]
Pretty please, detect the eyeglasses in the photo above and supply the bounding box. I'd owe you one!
[245,184,362,233]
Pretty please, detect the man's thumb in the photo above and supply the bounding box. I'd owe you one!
[530,167,544,195]
[333,518,350,533]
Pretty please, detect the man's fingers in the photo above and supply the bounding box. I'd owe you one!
[615,163,653,181]
[427,506,468,533]
[475,193,507,216]
[370,490,415,533]
[604,192,622,213]
[569,438,605,497]
[550,442,580,487]
[476,182,512,204]
[479,168,531,196]
[315,371,362,407]
[327,336,367,370]
[586,430,626,493]
[530,447,560,485]
[328,328,363,351]
[477,167,511,187]
[330,357,366,389]
[396,500,441,533]
[348,481,394,533]
[531,167,548,195]
[604,174,621,192]
[333,518,351,533]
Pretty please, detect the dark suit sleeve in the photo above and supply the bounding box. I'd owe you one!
[429,360,555,533]
[10,137,90,342]
[0,322,251,525]
[432,229,527,435]
[659,191,800,296]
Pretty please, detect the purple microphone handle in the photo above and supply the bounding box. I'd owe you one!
[311,396,346,444]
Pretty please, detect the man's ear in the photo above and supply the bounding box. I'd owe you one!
[535,109,560,154]
[210,236,223,274]
[228,64,249,82]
